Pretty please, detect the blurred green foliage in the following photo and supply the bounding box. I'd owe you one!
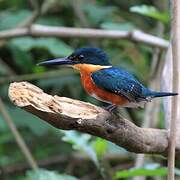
[130,5,169,24]
[24,169,78,180]
[115,165,180,179]
[0,0,177,179]
[61,131,99,166]
[115,166,167,179]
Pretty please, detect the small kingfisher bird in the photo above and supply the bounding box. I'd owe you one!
[38,47,178,109]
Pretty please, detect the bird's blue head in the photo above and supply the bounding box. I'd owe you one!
[38,47,111,67]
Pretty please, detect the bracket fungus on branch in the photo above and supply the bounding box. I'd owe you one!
[8,82,180,158]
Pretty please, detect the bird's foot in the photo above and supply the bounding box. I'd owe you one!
[104,105,123,118]
[104,104,118,113]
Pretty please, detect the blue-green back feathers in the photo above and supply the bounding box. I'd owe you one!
[91,67,177,102]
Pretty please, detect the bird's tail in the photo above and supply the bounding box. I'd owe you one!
[148,91,178,98]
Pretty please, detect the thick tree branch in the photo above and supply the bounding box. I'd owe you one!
[0,24,169,48]
[8,82,180,157]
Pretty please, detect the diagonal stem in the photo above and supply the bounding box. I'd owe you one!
[0,98,38,170]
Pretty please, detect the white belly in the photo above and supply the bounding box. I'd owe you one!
[90,93,111,104]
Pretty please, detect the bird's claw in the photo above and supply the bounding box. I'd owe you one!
[104,104,118,113]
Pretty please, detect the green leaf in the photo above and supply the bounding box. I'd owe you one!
[61,131,98,166]
[0,0,26,10]
[175,168,180,176]
[106,141,128,154]
[37,16,64,26]
[115,167,167,179]
[130,5,169,24]
[8,43,34,73]
[83,3,117,25]
[9,37,73,57]
[25,169,79,180]
[0,105,51,136]
[0,10,32,30]
[92,138,107,158]
[101,22,136,31]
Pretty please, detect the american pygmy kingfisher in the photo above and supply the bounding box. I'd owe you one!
[38,47,178,108]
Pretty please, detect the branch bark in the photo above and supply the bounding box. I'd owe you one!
[8,82,180,157]
[0,24,169,48]
[168,0,180,179]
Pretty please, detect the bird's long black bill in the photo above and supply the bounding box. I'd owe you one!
[37,57,74,66]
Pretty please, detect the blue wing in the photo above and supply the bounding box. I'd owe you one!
[91,67,148,102]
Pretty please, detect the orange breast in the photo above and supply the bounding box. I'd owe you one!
[79,70,129,105]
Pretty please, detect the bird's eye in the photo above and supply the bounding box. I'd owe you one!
[78,54,84,60]
[68,56,74,60]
